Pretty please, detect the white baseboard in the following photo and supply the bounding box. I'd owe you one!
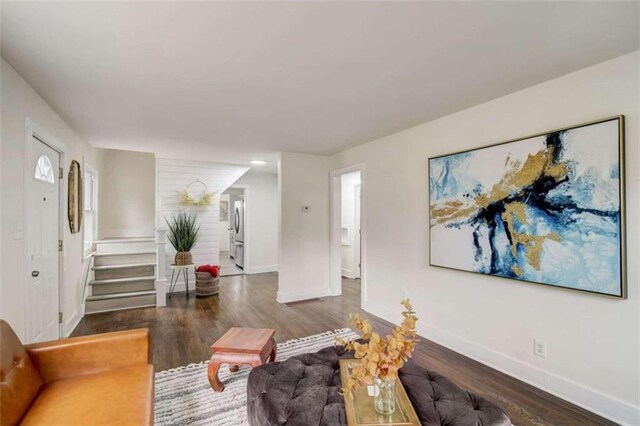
[165,281,190,294]
[277,286,330,304]
[245,265,278,274]
[363,299,639,426]
[341,268,355,278]
[64,304,84,337]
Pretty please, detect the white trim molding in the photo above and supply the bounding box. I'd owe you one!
[245,265,278,274]
[165,281,189,295]
[329,163,367,306]
[24,117,68,342]
[341,269,356,279]
[63,304,84,337]
[155,228,168,307]
[276,286,330,304]
[363,299,640,426]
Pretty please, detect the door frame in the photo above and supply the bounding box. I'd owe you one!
[227,183,250,273]
[354,183,361,279]
[329,164,366,309]
[82,162,99,258]
[24,118,66,341]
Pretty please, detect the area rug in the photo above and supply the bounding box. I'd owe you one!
[154,328,358,425]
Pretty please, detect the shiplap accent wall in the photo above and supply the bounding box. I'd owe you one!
[156,158,249,287]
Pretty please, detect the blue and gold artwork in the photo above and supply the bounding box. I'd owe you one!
[429,117,625,297]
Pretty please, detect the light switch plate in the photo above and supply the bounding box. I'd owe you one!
[14,222,23,239]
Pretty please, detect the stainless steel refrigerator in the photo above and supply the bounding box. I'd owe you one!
[233,200,245,269]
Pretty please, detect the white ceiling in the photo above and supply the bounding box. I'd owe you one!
[2,1,638,167]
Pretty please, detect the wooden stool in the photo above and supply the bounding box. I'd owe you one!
[207,327,276,392]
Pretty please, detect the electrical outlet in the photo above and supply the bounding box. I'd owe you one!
[534,339,547,358]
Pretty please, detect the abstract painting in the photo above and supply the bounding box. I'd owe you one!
[429,116,625,298]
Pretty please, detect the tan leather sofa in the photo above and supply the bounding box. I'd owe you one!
[0,320,154,425]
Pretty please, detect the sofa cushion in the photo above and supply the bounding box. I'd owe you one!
[247,345,511,426]
[20,364,154,425]
[0,320,43,425]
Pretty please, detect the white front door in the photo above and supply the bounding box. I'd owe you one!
[27,136,60,343]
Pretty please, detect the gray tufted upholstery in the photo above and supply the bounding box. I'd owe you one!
[247,345,511,426]
[398,363,511,426]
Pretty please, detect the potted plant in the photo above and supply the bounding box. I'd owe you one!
[166,211,200,265]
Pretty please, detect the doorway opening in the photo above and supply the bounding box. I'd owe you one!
[220,186,246,277]
[330,164,366,308]
[340,171,361,289]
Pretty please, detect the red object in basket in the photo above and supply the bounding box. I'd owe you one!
[196,264,220,278]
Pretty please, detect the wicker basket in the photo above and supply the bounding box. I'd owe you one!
[195,272,220,297]
[175,251,193,265]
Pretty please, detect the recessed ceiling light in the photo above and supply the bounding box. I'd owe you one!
[250,160,267,165]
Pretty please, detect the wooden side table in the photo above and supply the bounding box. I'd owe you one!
[207,327,276,392]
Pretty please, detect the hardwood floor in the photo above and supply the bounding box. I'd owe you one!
[72,273,614,426]
[219,250,244,277]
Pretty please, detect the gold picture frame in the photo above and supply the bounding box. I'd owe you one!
[68,160,83,234]
[428,116,626,299]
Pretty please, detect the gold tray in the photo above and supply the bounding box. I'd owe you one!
[340,359,420,426]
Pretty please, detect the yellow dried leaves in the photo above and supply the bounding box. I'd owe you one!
[339,299,419,395]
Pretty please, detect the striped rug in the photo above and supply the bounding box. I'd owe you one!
[154,328,358,426]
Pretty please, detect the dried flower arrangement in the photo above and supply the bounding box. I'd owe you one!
[179,189,215,207]
[337,299,419,395]
[179,180,216,207]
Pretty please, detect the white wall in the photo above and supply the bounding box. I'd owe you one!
[341,171,361,278]
[277,152,330,303]
[232,170,279,274]
[156,158,248,290]
[330,52,639,424]
[1,58,102,339]
[219,193,231,252]
[98,148,155,238]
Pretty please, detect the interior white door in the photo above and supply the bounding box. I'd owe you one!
[27,136,60,343]
[354,184,361,279]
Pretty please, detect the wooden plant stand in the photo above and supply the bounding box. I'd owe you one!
[207,327,276,392]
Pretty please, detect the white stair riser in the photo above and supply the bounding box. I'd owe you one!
[94,253,156,266]
[91,280,156,296]
[95,240,156,254]
[95,265,156,280]
[85,294,156,314]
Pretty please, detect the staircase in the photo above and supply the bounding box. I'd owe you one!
[85,238,158,314]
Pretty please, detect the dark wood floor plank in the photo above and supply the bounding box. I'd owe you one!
[72,273,614,426]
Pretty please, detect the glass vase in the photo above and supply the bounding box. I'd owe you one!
[373,376,396,415]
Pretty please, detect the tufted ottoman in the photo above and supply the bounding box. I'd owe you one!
[247,345,510,426]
